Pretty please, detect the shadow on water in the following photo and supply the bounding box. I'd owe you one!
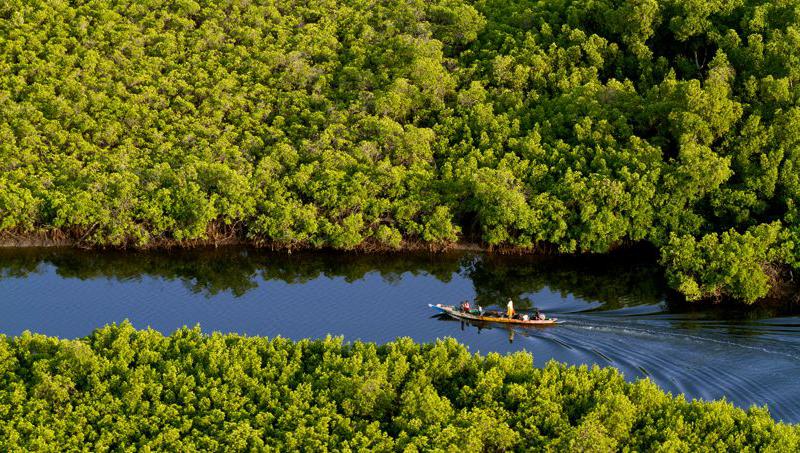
[0,246,674,308]
[0,247,464,297]
[0,246,799,422]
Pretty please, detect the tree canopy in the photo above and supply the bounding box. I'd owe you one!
[0,323,797,450]
[2,0,800,302]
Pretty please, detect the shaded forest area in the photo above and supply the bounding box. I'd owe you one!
[1,1,800,302]
[1,324,798,450]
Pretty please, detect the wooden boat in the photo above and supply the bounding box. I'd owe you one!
[429,303,560,326]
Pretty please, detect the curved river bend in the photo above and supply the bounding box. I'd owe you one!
[1,247,798,422]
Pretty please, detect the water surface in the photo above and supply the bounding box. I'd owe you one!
[1,247,798,422]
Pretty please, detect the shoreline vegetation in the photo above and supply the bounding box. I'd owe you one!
[3,0,800,304]
[0,323,797,450]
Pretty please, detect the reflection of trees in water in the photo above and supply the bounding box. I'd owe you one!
[0,248,463,297]
[0,248,260,297]
[255,251,461,287]
[0,250,44,279]
[2,248,796,322]
[0,247,666,307]
[463,251,667,311]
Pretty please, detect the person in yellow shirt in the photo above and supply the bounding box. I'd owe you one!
[506,299,515,319]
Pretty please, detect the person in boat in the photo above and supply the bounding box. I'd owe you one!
[507,299,515,319]
[460,300,471,312]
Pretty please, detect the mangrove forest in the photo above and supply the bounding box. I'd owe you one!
[2,1,800,302]
[1,323,798,450]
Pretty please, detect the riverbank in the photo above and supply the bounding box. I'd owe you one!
[1,230,797,307]
[0,323,796,451]
[2,229,570,256]
[0,229,483,251]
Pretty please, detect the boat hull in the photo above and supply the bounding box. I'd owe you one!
[428,304,559,326]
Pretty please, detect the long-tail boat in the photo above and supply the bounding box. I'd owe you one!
[428,303,560,326]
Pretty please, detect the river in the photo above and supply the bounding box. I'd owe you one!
[1,247,798,422]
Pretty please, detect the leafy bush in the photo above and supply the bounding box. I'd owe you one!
[0,324,797,450]
[660,222,785,303]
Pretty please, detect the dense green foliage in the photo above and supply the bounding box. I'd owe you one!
[0,324,796,450]
[2,0,800,302]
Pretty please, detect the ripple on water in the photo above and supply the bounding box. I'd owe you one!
[0,249,798,422]
[509,315,800,422]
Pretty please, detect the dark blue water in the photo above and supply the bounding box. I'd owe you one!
[1,247,799,422]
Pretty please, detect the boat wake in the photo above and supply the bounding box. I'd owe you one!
[496,313,800,422]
